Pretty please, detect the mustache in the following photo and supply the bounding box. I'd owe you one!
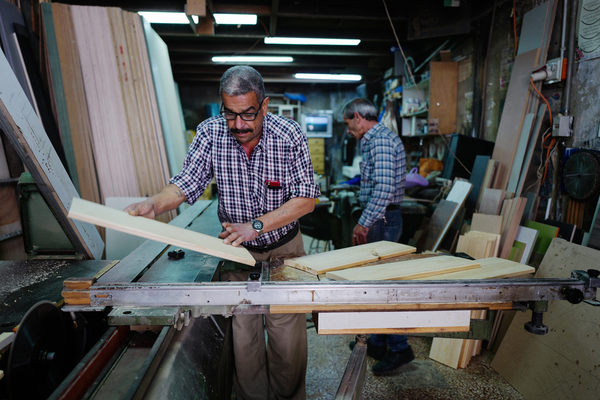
[230,128,253,134]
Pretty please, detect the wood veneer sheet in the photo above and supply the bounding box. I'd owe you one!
[284,241,416,275]
[68,198,255,266]
[325,256,480,281]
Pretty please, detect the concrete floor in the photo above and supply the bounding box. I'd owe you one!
[301,236,524,399]
[305,325,524,400]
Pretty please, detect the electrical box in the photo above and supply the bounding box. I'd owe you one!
[552,115,573,137]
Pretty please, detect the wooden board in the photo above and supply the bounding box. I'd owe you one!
[0,49,104,260]
[513,226,539,265]
[523,220,559,255]
[471,213,503,235]
[315,310,471,335]
[68,198,254,266]
[491,238,600,399]
[283,241,416,275]
[478,188,505,215]
[429,62,458,134]
[420,257,534,280]
[325,256,480,281]
[506,113,535,194]
[491,49,539,191]
[499,197,528,259]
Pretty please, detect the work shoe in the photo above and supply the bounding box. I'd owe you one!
[348,339,387,360]
[372,346,415,374]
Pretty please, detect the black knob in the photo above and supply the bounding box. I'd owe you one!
[588,269,600,278]
[168,249,185,260]
[249,272,260,281]
[562,287,584,304]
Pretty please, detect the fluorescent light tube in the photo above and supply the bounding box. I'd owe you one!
[214,13,257,25]
[138,12,199,24]
[265,37,361,46]
[212,56,294,63]
[294,73,362,81]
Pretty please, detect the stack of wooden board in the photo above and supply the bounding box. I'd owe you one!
[41,3,176,222]
[292,252,534,338]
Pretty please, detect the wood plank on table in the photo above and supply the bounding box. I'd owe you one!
[283,241,416,275]
[68,198,254,266]
[325,256,480,281]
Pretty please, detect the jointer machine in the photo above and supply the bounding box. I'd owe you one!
[0,199,599,400]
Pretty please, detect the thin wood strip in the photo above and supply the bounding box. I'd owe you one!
[270,302,514,314]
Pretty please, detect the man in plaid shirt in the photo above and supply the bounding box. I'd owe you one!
[126,66,320,399]
[342,98,414,375]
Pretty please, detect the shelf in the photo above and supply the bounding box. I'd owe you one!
[400,109,428,118]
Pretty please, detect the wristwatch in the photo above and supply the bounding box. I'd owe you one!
[251,219,264,235]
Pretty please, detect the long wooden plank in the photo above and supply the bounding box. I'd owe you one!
[283,241,416,275]
[506,113,535,194]
[68,198,254,266]
[430,180,473,251]
[325,256,480,281]
[270,302,514,314]
[491,49,539,191]
[316,310,471,335]
[420,257,534,280]
[0,49,103,260]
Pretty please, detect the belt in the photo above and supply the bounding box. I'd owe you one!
[243,223,300,254]
[386,204,401,211]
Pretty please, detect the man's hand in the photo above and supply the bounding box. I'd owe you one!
[352,223,369,246]
[219,222,259,246]
[124,199,156,219]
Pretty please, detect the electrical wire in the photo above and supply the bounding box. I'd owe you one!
[381,0,472,177]
[529,76,556,185]
[513,0,518,57]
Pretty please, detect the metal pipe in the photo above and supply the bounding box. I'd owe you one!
[563,0,579,116]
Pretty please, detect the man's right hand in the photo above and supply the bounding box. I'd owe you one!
[124,199,156,219]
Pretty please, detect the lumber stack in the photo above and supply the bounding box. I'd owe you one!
[41,3,175,222]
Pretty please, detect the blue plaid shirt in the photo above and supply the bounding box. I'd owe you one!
[171,113,320,247]
[358,123,406,228]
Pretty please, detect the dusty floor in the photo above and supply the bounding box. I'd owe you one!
[305,326,524,400]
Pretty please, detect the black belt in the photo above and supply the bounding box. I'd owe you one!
[243,223,300,254]
[386,204,401,211]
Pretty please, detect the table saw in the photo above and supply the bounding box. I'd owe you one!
[1,199,598,400]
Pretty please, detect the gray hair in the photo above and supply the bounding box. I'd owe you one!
[219,66,266,102]
[341,98,378,121]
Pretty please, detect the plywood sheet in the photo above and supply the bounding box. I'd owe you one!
[284,241,416,275]
[479,188,505,215]
[0,49,104,260]
[68,198,254,266]
[491,238,600,400]
[325,256,480,281]
[506,113,535,194]
[422,199,459,251]
[471,213,503,235]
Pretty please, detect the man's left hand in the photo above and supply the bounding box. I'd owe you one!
[219,222,259,246]
[352,224,369,246]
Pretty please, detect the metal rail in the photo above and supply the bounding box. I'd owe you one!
[87,276,596,309]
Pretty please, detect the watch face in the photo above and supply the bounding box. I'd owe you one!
[252,220,263,230]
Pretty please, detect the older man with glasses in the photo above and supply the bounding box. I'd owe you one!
[125,65,320,400]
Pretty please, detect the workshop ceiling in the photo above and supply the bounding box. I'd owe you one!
[54,0,492,85]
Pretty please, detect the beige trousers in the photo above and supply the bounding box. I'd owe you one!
[221,230,307,400]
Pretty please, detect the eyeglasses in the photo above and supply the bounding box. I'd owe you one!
[220,99,264,121]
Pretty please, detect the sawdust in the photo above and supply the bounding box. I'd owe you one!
[0,260,70,304]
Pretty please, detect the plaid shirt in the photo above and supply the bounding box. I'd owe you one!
[171,113,320,247]
[358,123,406,228]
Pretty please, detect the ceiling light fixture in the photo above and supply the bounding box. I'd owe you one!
[212,56,294,63]
[213,13,258,25]
[138,11,199,24]
[265,37,361,46]
[294,73,362,81]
